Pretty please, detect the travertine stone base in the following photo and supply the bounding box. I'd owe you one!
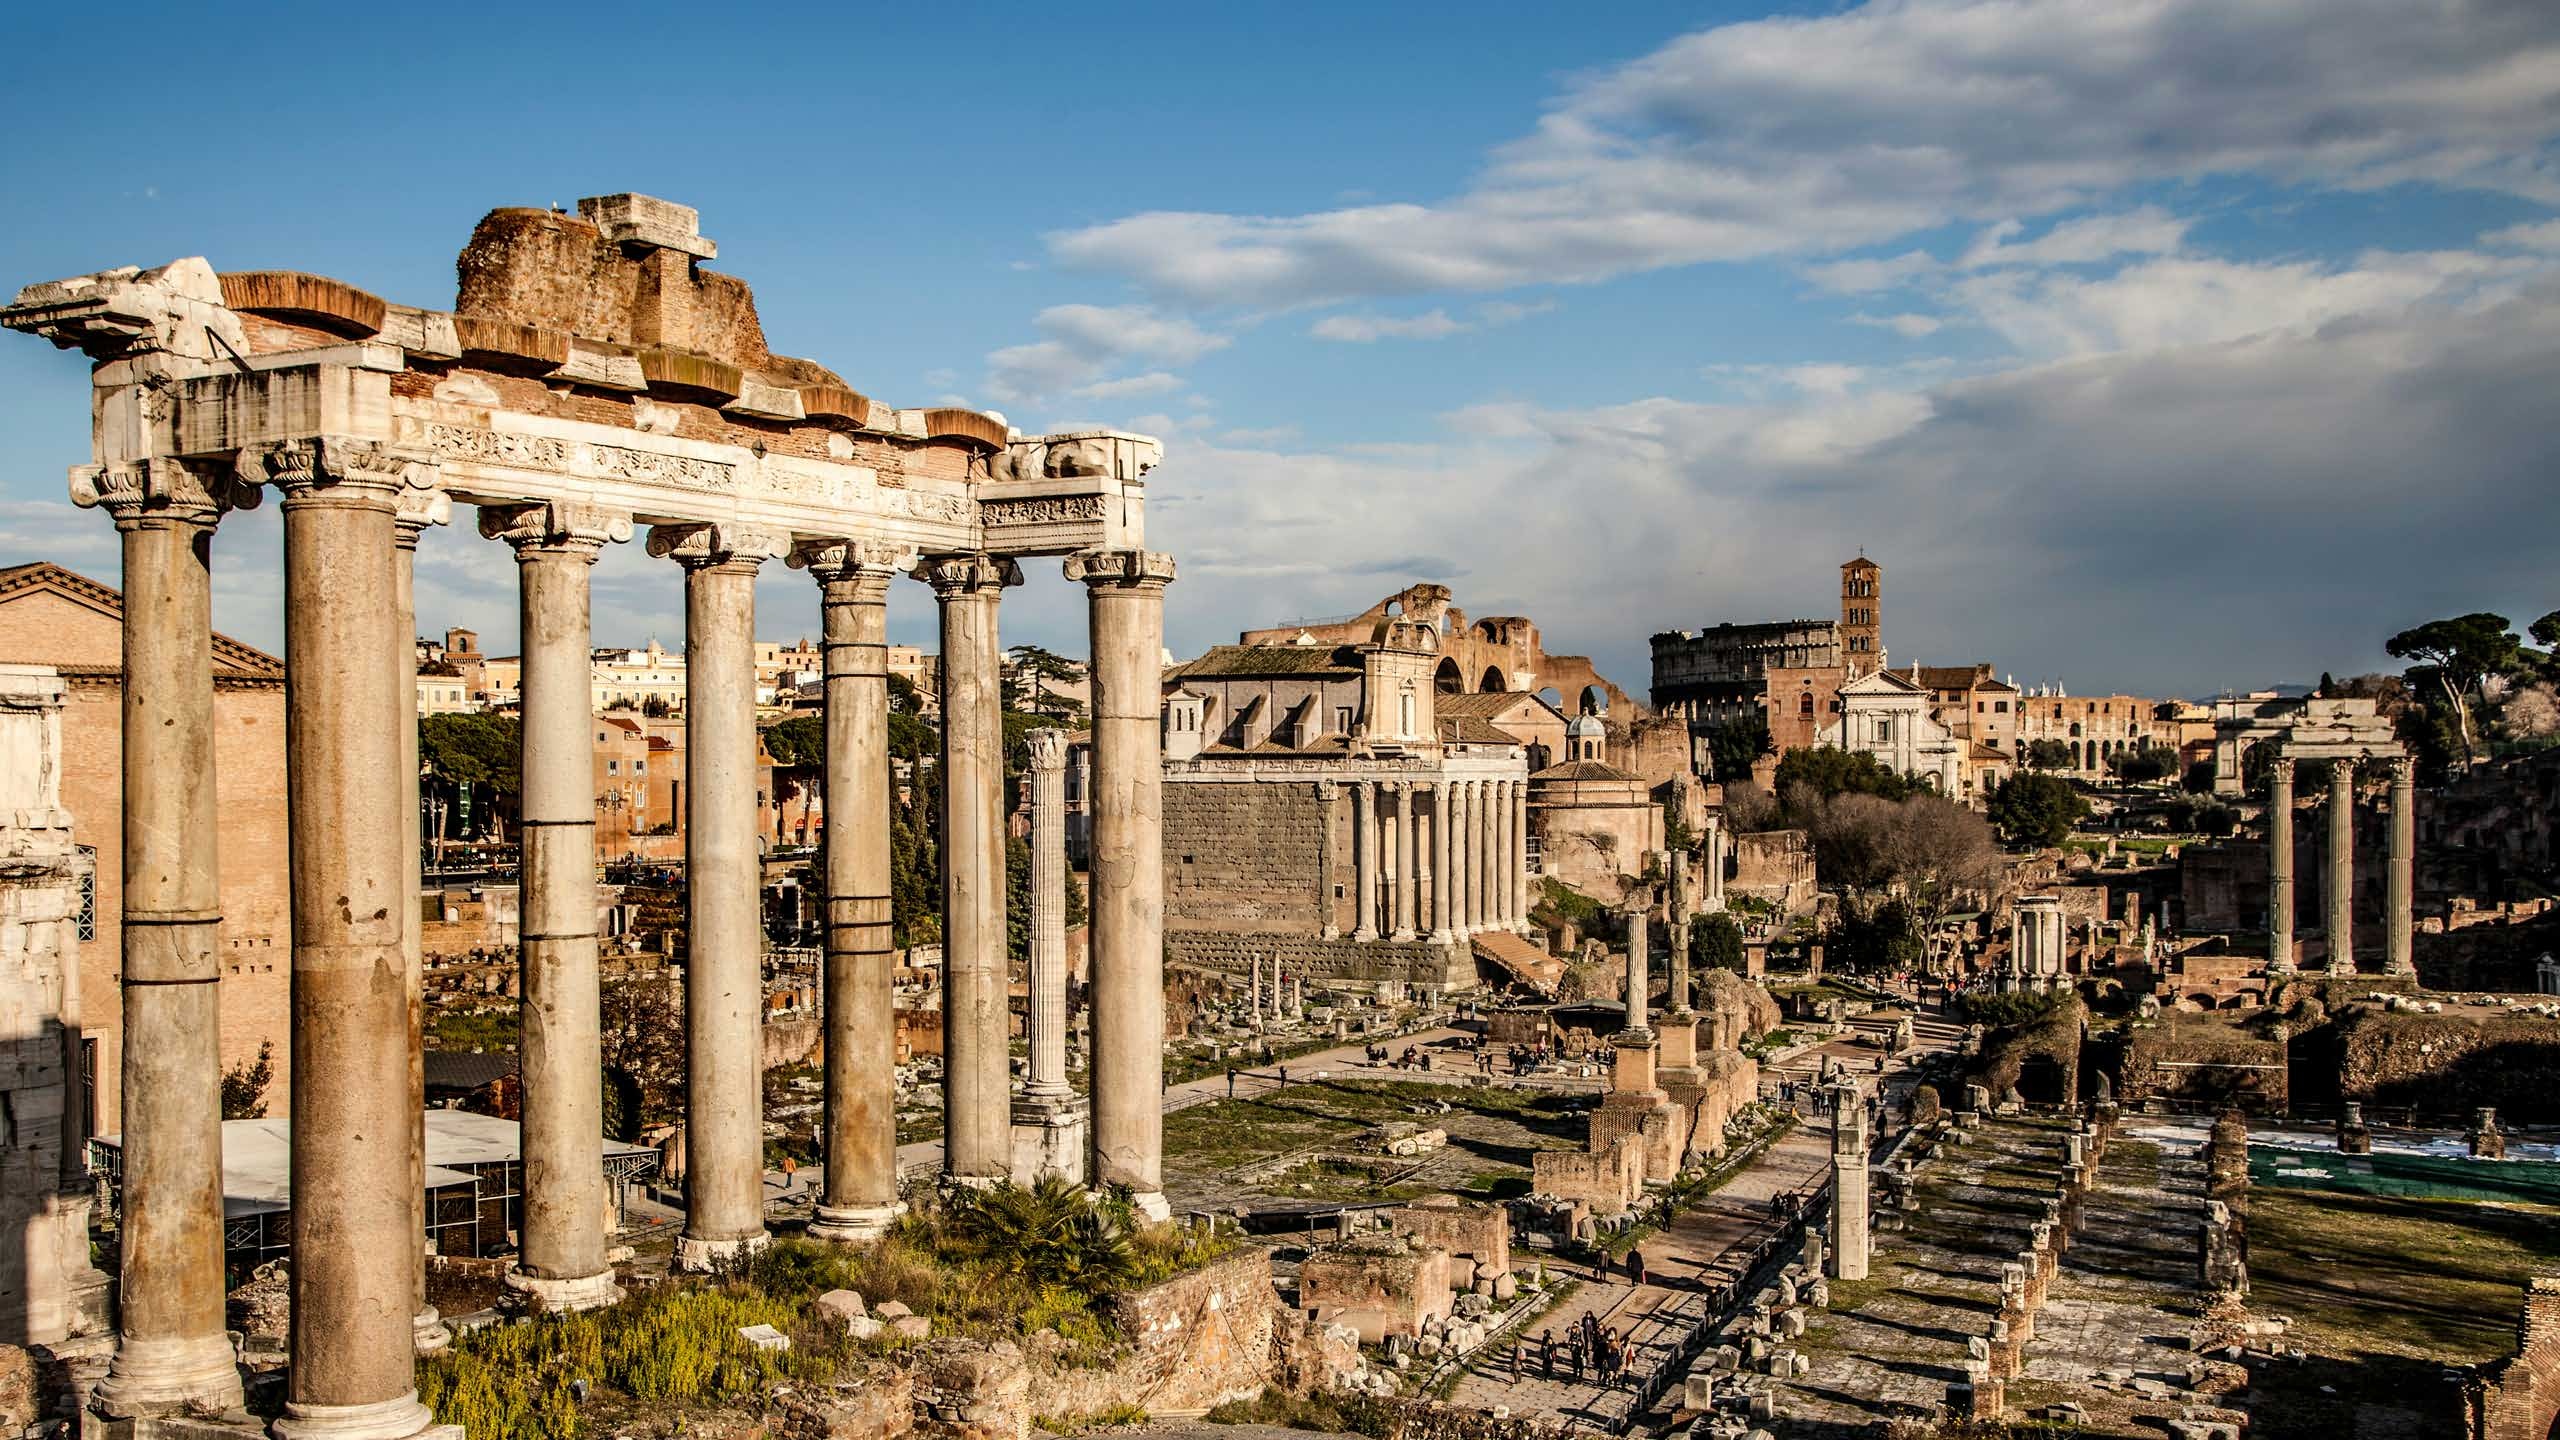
[501,1269,623,1313]
[1128,1189,1173,1223]
[91,1334,245,1419]
[673,1233,772,1274]
[269,1392,452,1440]
[807,1201,906,1244]
[1010,1096,1090,1187]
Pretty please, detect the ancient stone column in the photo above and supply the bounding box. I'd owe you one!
[78,459,248,1419]
[918,554,1022,1185]
[1479,781,1501,932]
[1351,782,1379,942]
[1831,1081,1871,1280]
[1068,550,1176,1221]
[2268,757,2296,975]
[1391,782,1418,941]
[1623,906,1651,1038]
[1024,730,1073,1101]
[393,491,453,1354]
[487,503,629,1310]
[1511,778,1532,929]
[2327,761,2355,972]
[1426,781,1452,943]
[653,522,785,1269]
[792,541,906,1241]
[2386,755,2416,976]
[260,437,442,1439]
[1316,782,1342,941]
[1668,856,1694,1016]
[1449,780,1473,936]
[1012,729,1088,1184]
[1704,818,1727,913]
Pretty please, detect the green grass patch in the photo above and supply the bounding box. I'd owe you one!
[2248,1186,2560,1363]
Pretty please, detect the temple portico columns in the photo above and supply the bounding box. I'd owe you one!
[1510,779,1531,929]
[1391,782,1418,941]
[2327,761,2356,971]
[395,492,454,1354]
[652,522,786,1270]
[791,541,907,1241]
[1493,780,1516,929]
[487,503,630,1311]
[1351,782,1380,942]
[78,459,250,1420]
[1067,549,1176,1220]
[917,554,1022,1185]
[2387,756,2416,976]
[1479,781,1500,932]
[1427,781,1453,943]
[2268,758,2296,975]
[259,437,443,1440]
[1448,781,1473,935]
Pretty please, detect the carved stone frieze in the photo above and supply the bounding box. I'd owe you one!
[238,435,435,498]
[981,495,1108,527]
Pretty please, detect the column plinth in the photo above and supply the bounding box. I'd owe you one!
[791,541,909,1242]
[79,458,251,1421]
[1068,550,1174,1218]
[487,504,628,1309]
[651,522,786,1269]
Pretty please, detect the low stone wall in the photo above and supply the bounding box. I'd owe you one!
[1031,1245,1284,1420]
[2338,1011,2560,1122]
[1167,932,1474,991]
[2118,1017,2287,1112]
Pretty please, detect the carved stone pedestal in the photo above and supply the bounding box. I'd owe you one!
[1010,1095,1091,1187]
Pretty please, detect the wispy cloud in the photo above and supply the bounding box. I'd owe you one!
[1309,299,1557,343]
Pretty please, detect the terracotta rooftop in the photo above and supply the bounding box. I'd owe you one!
[1533,759,1641,784]
[1165,644,1362,680]
[0,562,284,676]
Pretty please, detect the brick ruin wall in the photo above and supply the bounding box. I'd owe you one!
[1166,933,1474,991]
[2463,1275,2560,1440]
[1166,780,1327,935]
[2116,1018,2288,1112]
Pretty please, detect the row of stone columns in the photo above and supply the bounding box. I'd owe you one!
[1348,777,1526,942]
[2265,754,2415,976]
[81,433,1177,1433]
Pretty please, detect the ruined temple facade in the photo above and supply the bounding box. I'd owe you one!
[7,193,1176,1437]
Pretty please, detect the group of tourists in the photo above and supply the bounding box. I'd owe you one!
[1520,1312,1638,1386]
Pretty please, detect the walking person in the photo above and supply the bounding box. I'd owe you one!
[1538,1328,1557,1379]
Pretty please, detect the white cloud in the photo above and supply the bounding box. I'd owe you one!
[1955,207,2192,269]
[2485,217,2560,251]
[1145,276,2560,697]
[1074,371,1186,399]
[984,304,1229,406]
[1309,299,1558,343]
[1051,0,2560,307]
[1852,311,1945,338]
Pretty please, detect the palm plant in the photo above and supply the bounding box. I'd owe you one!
[943,1177,1139,1294]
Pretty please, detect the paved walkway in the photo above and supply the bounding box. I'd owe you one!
[1443,1004,1964,1433]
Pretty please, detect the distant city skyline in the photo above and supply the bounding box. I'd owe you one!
[5,0,2556,699]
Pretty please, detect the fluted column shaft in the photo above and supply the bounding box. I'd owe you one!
[491,505,625,1308]
[1391,782,1417,941]
[655,523,781,1268]
[1623,908,1651,1037]
[920,555,1019,1183]
[2387,756,2416,976]
[1070,550,1175,1218]
[2327,762,2355,971]
[1351,783,1379,941]
[1486,781,1509,929]
[267,440,434,1439]
[796,544,903,1240]
[1024,731,1072,1098]
[2268,758,2296,973]
[87,462,244,1419]
[1511,779,1531,926]
[1427,782,1451,942]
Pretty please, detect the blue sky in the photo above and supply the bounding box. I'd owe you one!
[6,0,2560,700]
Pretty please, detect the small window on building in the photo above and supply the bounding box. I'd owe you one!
[607,760,619,775]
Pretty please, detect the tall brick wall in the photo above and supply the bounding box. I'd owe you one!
[1166,780,1327,934]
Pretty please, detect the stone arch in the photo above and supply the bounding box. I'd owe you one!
[1577,683,1607,716]
[1481,666,1510,693]
[1435,658,1465,694]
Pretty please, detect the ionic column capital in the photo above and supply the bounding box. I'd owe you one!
[479,501,632,560]
[71,456,259,530]
[1064,548,1176,591]
[790,537,911,597]
[393,485,452,552]
[240,435,432,501]
[1025,728,1070,773]
[645,521,786,573]
[914,552,1024,598]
